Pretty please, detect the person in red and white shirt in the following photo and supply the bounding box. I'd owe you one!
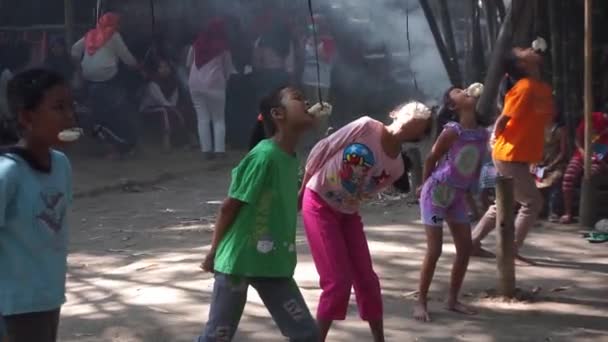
[560,111,608,223]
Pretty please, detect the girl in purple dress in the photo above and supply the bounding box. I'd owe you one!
[414,87,489,322]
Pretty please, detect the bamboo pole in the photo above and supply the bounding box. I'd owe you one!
[495,0,506,22]
[438,0,458,65]
[476,1,513,118]
[548,0,563,117]
[495,176,516,298]
[64,0,74,47]
[580,0,595,227]
[419,0,463,87]
[471,0,486,81]
[485,0,498,46]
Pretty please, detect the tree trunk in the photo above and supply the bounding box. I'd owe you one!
[438,0,459,67]
[511,0,536,46]
[471,0,486,82]
[485,0,498,48]
[419,0,463,87]
[548,0,563,122]
[64,0,74,47]
[495,0,506,21]
[476,1,513,118]
[476,0,531,118]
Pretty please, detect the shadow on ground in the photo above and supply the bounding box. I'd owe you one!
[59,162,608,342]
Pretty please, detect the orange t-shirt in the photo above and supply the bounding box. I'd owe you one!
[492,78,554,163]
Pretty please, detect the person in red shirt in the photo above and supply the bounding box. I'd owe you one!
[560,111,608,223]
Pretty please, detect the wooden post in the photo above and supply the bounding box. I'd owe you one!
[495,176,515,298]
[548,0,563,117]
[580,0,595,227]
[64,0,74,47]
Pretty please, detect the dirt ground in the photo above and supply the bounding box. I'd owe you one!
[58,150,608,342]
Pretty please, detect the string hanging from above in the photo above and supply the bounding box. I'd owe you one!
[143,0,158,66]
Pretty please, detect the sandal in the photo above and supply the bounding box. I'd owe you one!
[586,232,608,243]
[559,214,574,224]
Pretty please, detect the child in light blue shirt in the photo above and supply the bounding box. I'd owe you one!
[0,69,76,342]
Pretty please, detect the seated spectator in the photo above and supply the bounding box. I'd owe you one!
[141,57,195,150]
[533,114,567,221]
[561,110,608,224]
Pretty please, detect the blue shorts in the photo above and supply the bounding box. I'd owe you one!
[420,178,470,227]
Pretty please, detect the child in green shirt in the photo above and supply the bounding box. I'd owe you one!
[197,86,320,342]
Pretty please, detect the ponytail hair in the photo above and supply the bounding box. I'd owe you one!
[437,86,488,135]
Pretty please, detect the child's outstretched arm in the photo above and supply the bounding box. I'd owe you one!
[419,128,458,195]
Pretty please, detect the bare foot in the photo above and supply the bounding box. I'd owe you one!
[471,246,495,258]
[413,302,431,322]
[446,301,477,315]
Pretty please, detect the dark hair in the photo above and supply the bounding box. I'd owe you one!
[6,68,66,117]
[553,111,566,127]
[258,85,295,137]
[248,86,292,150]
[437,86,487,130]
[503,48,528,82]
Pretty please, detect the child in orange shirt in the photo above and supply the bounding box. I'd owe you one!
[472,46,554,263]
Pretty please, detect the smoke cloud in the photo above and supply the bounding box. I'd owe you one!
[320,0,451,100]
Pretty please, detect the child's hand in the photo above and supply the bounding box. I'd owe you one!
[200,251,216,273]
[308,102,333,118]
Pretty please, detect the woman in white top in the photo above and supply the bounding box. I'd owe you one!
[140,57,196,150]
[71,12,139,157]
[187,18,236,158]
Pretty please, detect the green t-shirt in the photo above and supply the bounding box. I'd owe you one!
[214,139,299,277]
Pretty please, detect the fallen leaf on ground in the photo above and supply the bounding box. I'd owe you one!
[550,286,571,292]
[149,306,171,314]
[73,333,94,337]
[136,264,159,271]
[403,290,420,298]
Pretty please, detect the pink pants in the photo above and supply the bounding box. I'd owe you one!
[301,189,383,321]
